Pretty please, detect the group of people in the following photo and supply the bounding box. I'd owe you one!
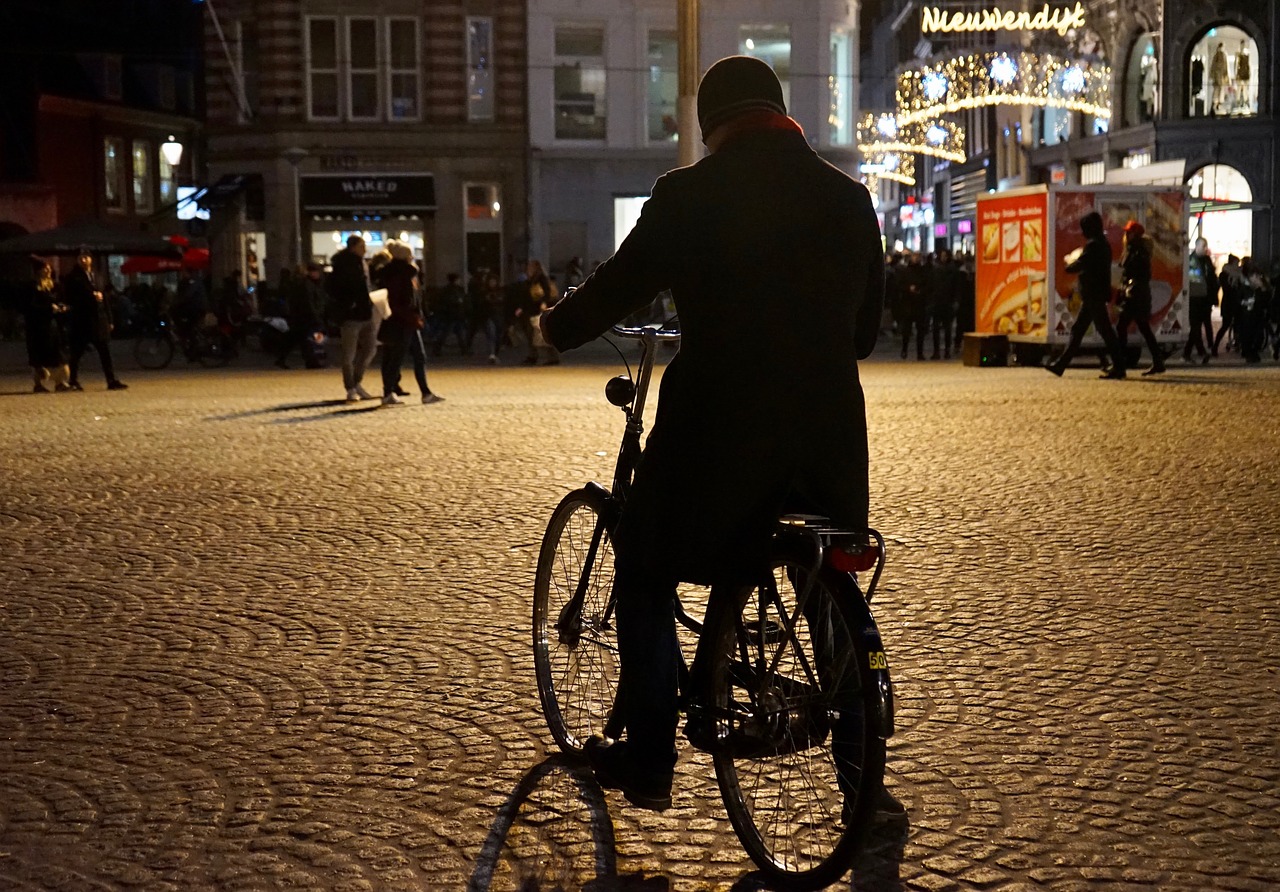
[319,234,569,406]
[1047,215,1276,379]
[1184,242,1276,365]
[884,250,976,361]
[18,252,127,392]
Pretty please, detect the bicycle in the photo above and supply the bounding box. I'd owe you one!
[532,324,895,890]
[133,315,233,370]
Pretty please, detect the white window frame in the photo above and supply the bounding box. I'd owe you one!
[553,24,608,142]
[305,16,341,122]
[132,140,153,215]
[467,16,495,123]
[346,16,380,122]
[386,17,421,122]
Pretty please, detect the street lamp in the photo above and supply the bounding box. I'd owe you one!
[160,135,184,167]
[677,0,701,168]
[282,146,309,267]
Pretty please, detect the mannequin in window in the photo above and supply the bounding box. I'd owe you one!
[1140,55,1158,121]
[1209,42,1229,113]
[1235,42,1251,111]
[1190,55,1205,115]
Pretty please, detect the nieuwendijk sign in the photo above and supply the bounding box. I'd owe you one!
[922,2,1087,36]
[300,173,437,211]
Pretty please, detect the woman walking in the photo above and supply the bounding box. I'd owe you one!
[22,259,70,392]
[376,241,443,406]
[1115,220,1165,376]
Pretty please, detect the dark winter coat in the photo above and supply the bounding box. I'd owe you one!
[1065,214,1113,305]
[62,267,110,339]
[327,247,372,322]
[1120,237,1153,313]
[380,259,421,329]
[542,127,884,583]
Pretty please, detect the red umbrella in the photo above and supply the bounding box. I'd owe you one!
[120,246,210,275]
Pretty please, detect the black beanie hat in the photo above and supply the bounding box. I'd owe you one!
[697,55,787,139]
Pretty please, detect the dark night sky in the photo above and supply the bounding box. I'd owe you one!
[0,0,202,62]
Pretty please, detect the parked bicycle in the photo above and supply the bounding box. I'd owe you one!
[533,324,894,890]
[133,315,234,369]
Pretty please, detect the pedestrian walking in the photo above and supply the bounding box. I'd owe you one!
[929,249,959,359]
[1046,211,1126,378]
[275,262,327,369]
[1213,255,1242,356]
[1183,237,1218,364]
[432,273,470,356]
[376,242,443,406]
[896,253,928,360]
[515,259,559,365]
[22,259,70,392]
[1115,221,1165,376]
[1234,258,1268,364]
[481,272,508,364]
[64,252,127,391]
[328,235,378,402]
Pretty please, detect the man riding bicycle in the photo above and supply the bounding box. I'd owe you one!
[540,56,885,810]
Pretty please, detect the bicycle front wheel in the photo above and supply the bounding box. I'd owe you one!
[133,334,174,370]
[533,487,619,757]
[707,549,886,890]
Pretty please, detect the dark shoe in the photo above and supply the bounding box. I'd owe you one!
[1141,364,1166,376]
[541,357,561,366]
[1099,370,1126,380]
[900,348,907,359]
[274,359,289,369]
[68,381,84,391]
[1201,354,1211,365]
[107,380,128,390]
[521,356,537,365]
[33,383,50,393]
[929,352,940,360]
[393,386,410,396]
[585,736,674,811]
[54,383,72,393]
[1044,364,1064,377]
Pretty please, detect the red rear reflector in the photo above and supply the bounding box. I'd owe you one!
[826,543,880,573]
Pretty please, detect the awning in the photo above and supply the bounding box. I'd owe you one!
[195,173,263,210]
[1103,159,1186,187]
[1189,198,1271,214]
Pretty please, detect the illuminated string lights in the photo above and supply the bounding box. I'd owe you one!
[897,50,1111,125]
[857,113,966,164]
[859,150,917,187]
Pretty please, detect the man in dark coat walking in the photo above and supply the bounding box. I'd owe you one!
[541,55,884,810]
[64,252,126,390]
[1046,211,1126,378]
[328,235,377,401]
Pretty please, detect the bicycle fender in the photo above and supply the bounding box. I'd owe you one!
[580,482,619,526]
[842,590,895,740]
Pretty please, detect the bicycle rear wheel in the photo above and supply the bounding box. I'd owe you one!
[533,487,619,757]
[196,330,233,367]
[133,334,173,370]
[707,548,885,890]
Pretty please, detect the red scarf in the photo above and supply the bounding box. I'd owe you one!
[711,111,805,151]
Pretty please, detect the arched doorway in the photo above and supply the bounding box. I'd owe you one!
[1186,164,1252,264]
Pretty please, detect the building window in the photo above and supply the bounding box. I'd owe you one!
[1079,160,1105,185]
[387,18,420,120]
[159,150,176,208]
[1122,150,1151,169]
[554,25,607,140]
[1123,33,1159,126]
[828,28,853,145]
[103,137,125,211]
[1187,164,1253,261]
[647,30,678,143]
[467,17,495,122]
[348,17,379,120]
[306,17,340,120]
[465,183,501,220]
[1188,25,1257,117]
[132,141,153,214]
[738,25,791,110]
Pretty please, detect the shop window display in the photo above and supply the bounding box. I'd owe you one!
[1187,25,1257,117]
[1123,33,1159,125]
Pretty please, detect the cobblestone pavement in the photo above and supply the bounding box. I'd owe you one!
[1,343,1278,891]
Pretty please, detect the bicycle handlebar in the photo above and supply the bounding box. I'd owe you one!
[611,323,682,342]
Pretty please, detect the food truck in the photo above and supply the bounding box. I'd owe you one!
[973,185,1189,365]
